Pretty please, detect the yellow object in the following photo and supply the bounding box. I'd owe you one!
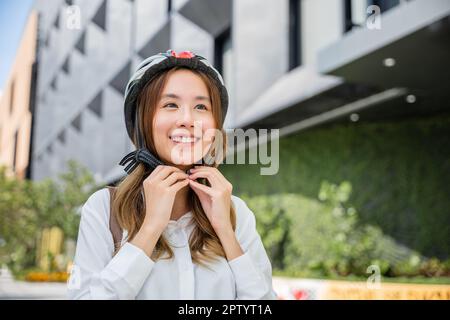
[323,281,450,300]
[25,271,69,282]
[273,276,450,300]
[36,226,64,271]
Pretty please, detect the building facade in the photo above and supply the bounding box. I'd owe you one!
[31,0,235,183]
[29,0,450,183]
[0,12,38,179]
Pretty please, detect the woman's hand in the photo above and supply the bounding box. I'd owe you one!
[188,166,243,261]
[187,166,233,235]
[142,165,189,233]
[130,165,188,258]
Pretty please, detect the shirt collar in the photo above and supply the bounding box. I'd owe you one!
[166,211,194,230]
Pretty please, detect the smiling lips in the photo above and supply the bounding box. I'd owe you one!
[170,135,200,144]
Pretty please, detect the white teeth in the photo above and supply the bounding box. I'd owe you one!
[171,136,196,143]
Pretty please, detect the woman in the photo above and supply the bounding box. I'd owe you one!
[67,50,277,300]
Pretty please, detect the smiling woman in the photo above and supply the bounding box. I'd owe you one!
[148,68,218,169]
[67,50,277,300]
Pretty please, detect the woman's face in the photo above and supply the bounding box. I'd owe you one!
[152,69,217,170]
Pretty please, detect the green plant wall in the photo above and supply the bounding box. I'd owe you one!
[221,115,450,258]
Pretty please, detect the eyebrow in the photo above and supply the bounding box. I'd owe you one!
[161,93,211,103]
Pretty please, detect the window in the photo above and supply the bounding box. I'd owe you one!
[109,61,131,95]
[92,0,107,31]
[58,130,66,145]
[344,0,370,32]
[13,131,18,172]
[9,80,15,114]
[75,31,86,55]
[214,27,232,78]
[62,56,70,74]
[87,91,103,119]
[29,62,38,113]
[53,12,60,29]
[369,0,400,13]
[288,0,302,70]
[344,0,402,33]
[214,27,233,125]
[47,143,53,154]
[71,113,82,133]
[45,32,51,47]
[167,0,172,15]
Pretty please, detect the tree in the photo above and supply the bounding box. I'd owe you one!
[0,160,101,275]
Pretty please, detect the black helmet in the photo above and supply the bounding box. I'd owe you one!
[119,49,229,175]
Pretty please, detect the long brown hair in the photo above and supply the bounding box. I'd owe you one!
[112,66,236,268]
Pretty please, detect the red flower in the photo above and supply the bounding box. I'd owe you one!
[292,288,309,300]
[170,50,195,59]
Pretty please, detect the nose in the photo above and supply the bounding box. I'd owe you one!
[175,105,194,128]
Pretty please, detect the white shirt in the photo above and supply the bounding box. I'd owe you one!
[67,188,277,300]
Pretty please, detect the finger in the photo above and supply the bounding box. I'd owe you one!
[153,166,181,181]
[162,171,188,187]
[188,170,222,188]
[190,167,228,189]
[169,178,189,193]
[189,181,210,204]
[197,166,232,191]
[188,179,217,197]
[192,166,222,178]
[146,164,164,179]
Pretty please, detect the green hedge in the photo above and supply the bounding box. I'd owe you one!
[222,115,450,259]
[238,181,450,279]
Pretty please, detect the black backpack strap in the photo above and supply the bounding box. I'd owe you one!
[107,186,123,254]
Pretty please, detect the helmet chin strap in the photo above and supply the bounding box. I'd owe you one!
[118,111,164,175]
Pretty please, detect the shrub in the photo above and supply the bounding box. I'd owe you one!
[243,180,443,279]
[0,160,100,277]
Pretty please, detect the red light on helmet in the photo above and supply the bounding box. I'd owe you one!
[169,49,195,59]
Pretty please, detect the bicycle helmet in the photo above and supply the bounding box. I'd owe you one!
[119,49,229,175]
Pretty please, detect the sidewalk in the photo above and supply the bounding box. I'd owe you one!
[0,266,67,300]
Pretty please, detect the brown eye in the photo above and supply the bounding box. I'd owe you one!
[195,104,207,110]
[164,103,178,109]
